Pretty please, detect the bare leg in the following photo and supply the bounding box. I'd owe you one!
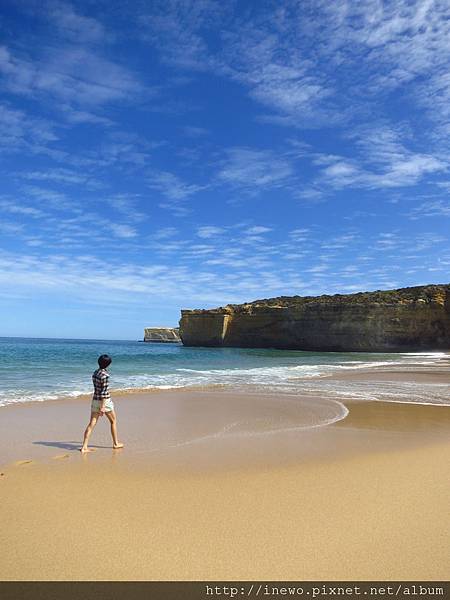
[106,410,124,449]
[80,413,99,452]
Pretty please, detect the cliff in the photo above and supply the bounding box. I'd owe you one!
[143,327,181,343]
[179,284,450,351]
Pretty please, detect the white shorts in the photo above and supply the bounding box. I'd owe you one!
[91,398,114,413]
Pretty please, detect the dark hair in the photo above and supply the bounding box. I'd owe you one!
[98,354,112,369]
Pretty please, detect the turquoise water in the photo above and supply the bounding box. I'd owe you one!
[0,337,448,407]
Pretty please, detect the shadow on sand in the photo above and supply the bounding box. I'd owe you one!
[33,441,110,451]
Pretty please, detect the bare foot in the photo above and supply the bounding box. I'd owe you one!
[79,447,95,453]
[113,443,124,450]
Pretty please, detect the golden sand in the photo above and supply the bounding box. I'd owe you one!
[0,374,449,580]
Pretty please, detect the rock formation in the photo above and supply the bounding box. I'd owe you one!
[179,285,450,351]
[143,327,181,343]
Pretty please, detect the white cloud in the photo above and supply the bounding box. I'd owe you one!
[244,226,271,235]
[0,103,59,154]
[409,199,450,219]
[46,1,108,43]
[315,125,449,190]
[143,2,341,126]
[59,104,114,126]
[23,185,75,210]
[0,221,25,235]
[152,227,179,240]
[183,125,209,137]
[305,265,329,274]
[149,170,205,200]
[141,0,450,138]
[0,198,45,218]
[218,147,293,190]
[107,194,147,223]
[139,0,227,70]
[197,226,224,238]
[147,170,206,215]
[19,167,101,188]
[0,45,144,108]
[109,223,137,239]
[222,32,337,126]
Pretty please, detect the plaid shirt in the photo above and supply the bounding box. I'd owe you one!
[92,368,110,401]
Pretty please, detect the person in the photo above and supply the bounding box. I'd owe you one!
[80,354,124,453]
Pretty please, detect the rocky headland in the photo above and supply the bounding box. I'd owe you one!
[143,327,181,343]
[179,284,450,351]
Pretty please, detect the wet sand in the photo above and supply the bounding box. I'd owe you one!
[0,375,449,580]
[321,368,450,384]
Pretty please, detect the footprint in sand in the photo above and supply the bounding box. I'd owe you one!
[15,460,33,466]
[52,454,70,460]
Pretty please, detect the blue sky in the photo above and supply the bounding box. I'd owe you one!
[0,0,449,339]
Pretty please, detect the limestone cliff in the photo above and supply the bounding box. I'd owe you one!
[179,285,450,351]
[144,327,180,343]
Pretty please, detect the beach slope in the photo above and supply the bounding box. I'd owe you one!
[0,380,449,580]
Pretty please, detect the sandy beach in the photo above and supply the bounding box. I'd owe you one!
[4,0,450,585]
[0,369,449,581]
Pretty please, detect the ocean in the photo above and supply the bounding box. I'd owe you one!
[0,337,448,408]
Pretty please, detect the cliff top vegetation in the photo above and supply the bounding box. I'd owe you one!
[182,284,450,314]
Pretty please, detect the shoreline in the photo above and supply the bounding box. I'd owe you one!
[0,369,450,469]
[0,370,449,580]
[1,367,449,471]
[1,364,449,410]
[1,349,449,410]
